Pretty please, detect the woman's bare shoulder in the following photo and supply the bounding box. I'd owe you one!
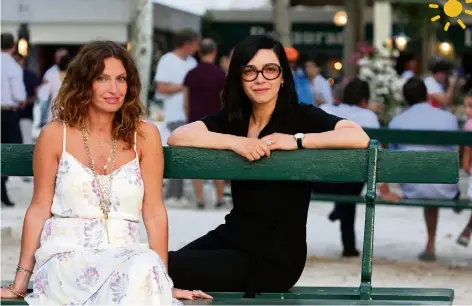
[34,121,64,157]
[136,121,161,145]
[37,120,65,141]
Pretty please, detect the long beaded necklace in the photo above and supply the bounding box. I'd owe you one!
[80,123,118,244]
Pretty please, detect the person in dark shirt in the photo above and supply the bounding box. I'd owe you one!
[183,38,226,209]
[167,35,369,295]
[13,53,40,146]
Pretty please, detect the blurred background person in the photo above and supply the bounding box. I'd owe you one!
[395,51,417,81]
[284,46,314,106]
[183,38,226,209]
[42,48,69,83]
[32,55,72,139]
[154,29,199,207]
[304,55,333,106]
[1,33,27,206]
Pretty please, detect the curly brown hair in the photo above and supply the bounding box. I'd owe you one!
[52,40,145,147]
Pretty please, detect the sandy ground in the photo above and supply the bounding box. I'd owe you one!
[1,177,472,304]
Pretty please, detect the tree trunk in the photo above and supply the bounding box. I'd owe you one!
[343,0,365,78]
[130,0,153,110]
[272,0,291,46]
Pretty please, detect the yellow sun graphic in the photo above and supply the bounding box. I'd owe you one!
[429,0,472,31]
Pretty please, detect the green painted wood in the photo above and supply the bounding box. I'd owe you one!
[222,192,472,209]
[0,281,453,305]
[0,281,453,303]
[359,141,379,299]
[0,298,451,305]
[364,128,472,146]
[0,144,459,184]
[309,194,472,209]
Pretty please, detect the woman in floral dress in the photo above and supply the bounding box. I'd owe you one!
[1,41,211,304]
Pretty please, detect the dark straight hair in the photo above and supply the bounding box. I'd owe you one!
[222,35,298,121]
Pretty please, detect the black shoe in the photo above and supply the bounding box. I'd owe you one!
[342,249,360,257]
[215,200,225,208]
[196,202,205,209]
[1,199,15,207]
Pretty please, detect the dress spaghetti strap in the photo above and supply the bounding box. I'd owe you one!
[62,122,67,153]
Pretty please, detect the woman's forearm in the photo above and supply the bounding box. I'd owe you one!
[168,126,240,150]
[144,208,169,271]
[14,207,49,290]
[303,125,370,149]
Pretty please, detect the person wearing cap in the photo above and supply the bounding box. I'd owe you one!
[284,47,314,106]
[423,59,458,108]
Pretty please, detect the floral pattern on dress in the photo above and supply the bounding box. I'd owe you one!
[33,268,48,294]
[40,220,52,242]
[123,163,142,186]
[55,158,70,186]
[82,219,105,248]
[126,222,139,243]
[109,270,129,304]
[56,252,73,262]
[113,248,136,259]
[76,267,100,290]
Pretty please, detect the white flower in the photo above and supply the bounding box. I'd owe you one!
[358,57,371,67]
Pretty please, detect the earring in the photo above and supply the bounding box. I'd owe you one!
[281,83,284,87]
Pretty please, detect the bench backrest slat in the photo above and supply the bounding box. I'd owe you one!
[365,128,472,146]
[1,144,459,184]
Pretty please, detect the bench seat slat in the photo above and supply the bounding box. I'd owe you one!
[0,298,452,305]
[1,145,459,184]
[0,281,453,304]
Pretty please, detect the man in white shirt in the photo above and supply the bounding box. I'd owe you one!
[381,77,460,261]
[1,33,27,206]
[304,56,334,106]
[42,48,68,84]
[155,29,199,204]
[423,59,457,109]
[316,78,379,257]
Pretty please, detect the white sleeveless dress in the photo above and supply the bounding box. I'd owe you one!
[25,123,179,305]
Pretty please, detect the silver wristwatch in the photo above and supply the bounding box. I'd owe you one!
[294,133,304,149]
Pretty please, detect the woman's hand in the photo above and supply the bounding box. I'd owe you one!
[261,133,297,151]
[172,288,213,300]
[229,137,271,161]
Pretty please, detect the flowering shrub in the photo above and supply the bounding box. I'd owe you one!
[354,42,405,116]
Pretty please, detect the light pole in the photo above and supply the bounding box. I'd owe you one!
[129,0,153,110]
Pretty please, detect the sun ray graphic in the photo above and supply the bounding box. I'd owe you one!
[429,0,470,31]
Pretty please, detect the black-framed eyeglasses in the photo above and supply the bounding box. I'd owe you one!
[241,63,282,82]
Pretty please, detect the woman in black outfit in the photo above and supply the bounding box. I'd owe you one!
[167,35,369,296]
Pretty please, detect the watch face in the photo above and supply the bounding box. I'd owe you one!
[295,133,303,139]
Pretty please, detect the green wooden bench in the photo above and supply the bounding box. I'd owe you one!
[0,141,459,304]
[311,128,472,210]
[363,128,472,146]
[223,129,472,209]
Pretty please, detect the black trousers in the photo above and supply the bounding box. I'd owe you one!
[168,228,250,292]
[312,182,364,252]
[1,109,23,203]
[168,226,301,294]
